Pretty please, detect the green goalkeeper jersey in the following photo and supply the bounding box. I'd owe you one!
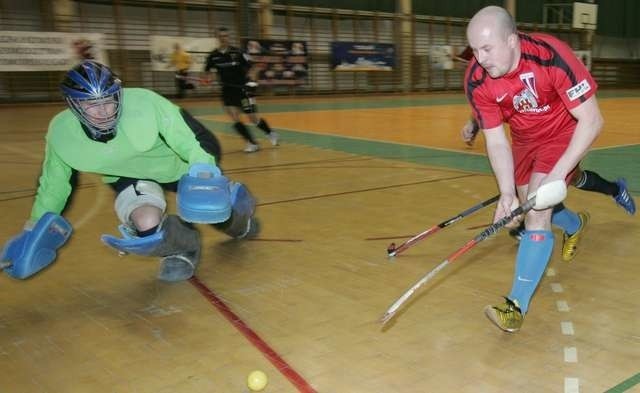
[31,88,216,220]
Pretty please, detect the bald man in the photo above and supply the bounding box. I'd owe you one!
[464,6,634,332]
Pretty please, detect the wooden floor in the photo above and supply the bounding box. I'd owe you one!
[0,93,639,393]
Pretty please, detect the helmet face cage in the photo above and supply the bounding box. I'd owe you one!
[60,61,123,141]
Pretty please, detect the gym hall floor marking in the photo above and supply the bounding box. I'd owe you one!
[604,373,640,393]
[259,173,475,207]
[565,377,580,393]
[188,276,317,393]
[556,300,570,312]
[549,268,581,391]
[564,347,578,363]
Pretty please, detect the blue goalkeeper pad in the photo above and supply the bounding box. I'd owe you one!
[177,163,232,224]
[2,213,72,279]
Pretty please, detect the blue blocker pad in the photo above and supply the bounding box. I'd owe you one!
[101,225,164,256]
[1,213,72,279]
[177,163,232,224]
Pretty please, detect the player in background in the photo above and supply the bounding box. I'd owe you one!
[204,27,278,153]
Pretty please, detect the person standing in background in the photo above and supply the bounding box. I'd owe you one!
[171,43,194,99]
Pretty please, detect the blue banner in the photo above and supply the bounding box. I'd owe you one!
[331,42,395,71]
[243,39,308,85]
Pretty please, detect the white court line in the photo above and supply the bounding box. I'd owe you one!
[561,321,575,335]
[546,267,556,276]
[557,300,570,312]
[564,377,580,393]
[551,283,564,293]
[564,347,578,363]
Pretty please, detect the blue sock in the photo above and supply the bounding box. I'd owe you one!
[508,230,554,314]
[551,207,580,235]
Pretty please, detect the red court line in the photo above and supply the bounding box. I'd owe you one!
[189,276,317,393]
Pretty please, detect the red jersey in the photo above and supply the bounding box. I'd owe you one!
[464,32,597,146]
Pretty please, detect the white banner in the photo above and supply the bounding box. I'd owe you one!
[0,31,106,71]
[149,36,218,72]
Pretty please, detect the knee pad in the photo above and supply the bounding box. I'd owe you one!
[114,180,166,225]
[241,96,257,113]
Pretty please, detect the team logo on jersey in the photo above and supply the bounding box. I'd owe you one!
[566,79,591,101]
[513,88,539,112]
[519,72,538,98]
[512,72,550,113]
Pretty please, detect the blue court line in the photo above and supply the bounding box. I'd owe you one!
[199,117,639,195]
[604,372,640,393]
[200,118,493,174]
[188,89,640,116]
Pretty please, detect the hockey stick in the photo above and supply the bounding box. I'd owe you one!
[178,73,258,88]
[387,194,499,257]
[175,74,212,85]
[380,180,567,325]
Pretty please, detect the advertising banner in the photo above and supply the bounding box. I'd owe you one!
[0,31,106,71]
[243,39,308,85]
[331,42,395,71]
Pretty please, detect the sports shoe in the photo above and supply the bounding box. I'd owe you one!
[268,131,279,146]
[243,142,259,153]
[484,297,524,333]
[561,211,590,262]
[508,222,526,241]
[614,178,636,215]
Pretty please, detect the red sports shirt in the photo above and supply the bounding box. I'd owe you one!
[464,32,597,147]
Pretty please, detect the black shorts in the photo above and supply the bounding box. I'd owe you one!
[221,85,256,113]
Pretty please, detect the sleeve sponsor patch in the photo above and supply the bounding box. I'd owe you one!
[566,79,591,101]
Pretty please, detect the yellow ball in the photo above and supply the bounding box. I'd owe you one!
[247,370,268,391]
